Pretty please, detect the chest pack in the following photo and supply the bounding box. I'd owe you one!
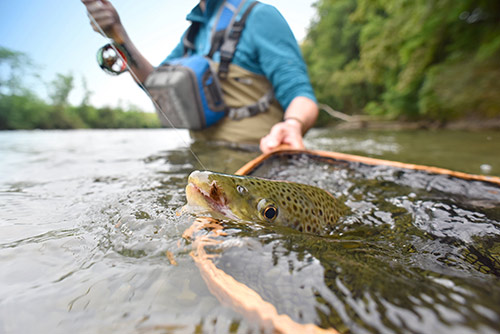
[144,0,274,130]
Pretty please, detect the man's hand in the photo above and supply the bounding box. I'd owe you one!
[259,118,305,153]
[82,0,124,42]
[81,0,153,82]
[260,96,318,153]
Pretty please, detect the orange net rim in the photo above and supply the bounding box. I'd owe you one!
[184,218,339,334]
[187,147,499,334]
[235,148,500,186]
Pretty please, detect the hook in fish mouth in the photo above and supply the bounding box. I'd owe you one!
[186,171,237,220]
[188,180,226,207]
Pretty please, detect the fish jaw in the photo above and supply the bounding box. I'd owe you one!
[185,171,238,220]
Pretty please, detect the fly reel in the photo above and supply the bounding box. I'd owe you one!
[96,43,128,75]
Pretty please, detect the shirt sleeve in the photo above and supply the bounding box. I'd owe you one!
[245,4,317,110]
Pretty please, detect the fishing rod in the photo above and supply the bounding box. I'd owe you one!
[85,0,208,170]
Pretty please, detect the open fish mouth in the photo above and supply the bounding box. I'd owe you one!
[186,181,226,209]
[186,171,237,220]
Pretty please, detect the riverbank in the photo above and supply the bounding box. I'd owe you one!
[330,116,500,131]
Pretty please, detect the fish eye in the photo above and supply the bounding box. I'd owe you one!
[263,205,278,220]
[236,185,248,195]
[257,199,278,222]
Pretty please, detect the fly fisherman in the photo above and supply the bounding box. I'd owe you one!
[82,0,318,153]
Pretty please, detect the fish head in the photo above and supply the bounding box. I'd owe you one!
[185,170,283,224]
[186,170,342,234]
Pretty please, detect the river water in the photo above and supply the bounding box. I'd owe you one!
[0,128,499,333]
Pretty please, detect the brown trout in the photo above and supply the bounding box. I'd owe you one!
[185,170,343,234]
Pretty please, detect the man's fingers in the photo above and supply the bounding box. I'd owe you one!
[260,124,286,153]
[90,11,114,21]
[259,121,305,153]
[88,1,102,8]
[268,123,287,139]
[85,2,107,15]
[90,18,114,30]
[87,9,114,32]
[285,135,304,149]
[267,125,286,145]
[82,0,101,10]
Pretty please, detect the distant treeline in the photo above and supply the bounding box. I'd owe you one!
[0,94,160,130]
[302,0,500,122]
[0,47,160,130]
[3,0,500,130]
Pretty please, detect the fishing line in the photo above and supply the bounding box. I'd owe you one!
[85,2,208,170]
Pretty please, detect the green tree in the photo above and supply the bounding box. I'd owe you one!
[80,76,93,107]
[303,0,500,122]
[0,94,52,130]
[0,46,161,130]
[0,46,38,96]
[48,73,74,107]
[303,0,369,114]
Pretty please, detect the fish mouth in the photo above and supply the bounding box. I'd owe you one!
[185,171,237,219]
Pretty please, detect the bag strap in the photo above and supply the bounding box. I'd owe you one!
[208,0,246,58]
[183,1,260,72]
[217,1,259,79]
[182,0,275,120]
[227,89,274,120]
[216,1,274,119]
[184,0,246,56]
[183,22,200,55]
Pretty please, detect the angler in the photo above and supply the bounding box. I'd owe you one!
[82,0,319,153]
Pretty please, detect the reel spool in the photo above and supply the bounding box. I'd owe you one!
[96,43,128,75]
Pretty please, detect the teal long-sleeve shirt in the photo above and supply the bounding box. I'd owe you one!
[162,0,316,111]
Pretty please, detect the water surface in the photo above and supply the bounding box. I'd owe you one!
[0,128,499,333]
[307,128,500,176]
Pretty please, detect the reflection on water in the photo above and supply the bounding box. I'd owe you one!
[242,154,500,333]
[0,129,499,333]
[306,128,500,176]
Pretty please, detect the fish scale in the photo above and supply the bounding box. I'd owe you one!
[185,170,344,234]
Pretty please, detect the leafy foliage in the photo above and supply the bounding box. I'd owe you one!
[48,73,75,107]
[303,0,500,121]
[0,94,161,130]
[0,46,38,96]
[0,47,160,130]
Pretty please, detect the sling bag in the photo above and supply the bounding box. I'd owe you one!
[144,0,274,130]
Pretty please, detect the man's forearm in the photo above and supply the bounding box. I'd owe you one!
[283,96,319,134]
[114,28,154,83]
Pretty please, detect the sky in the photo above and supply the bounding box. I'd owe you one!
[0,0,317,112]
